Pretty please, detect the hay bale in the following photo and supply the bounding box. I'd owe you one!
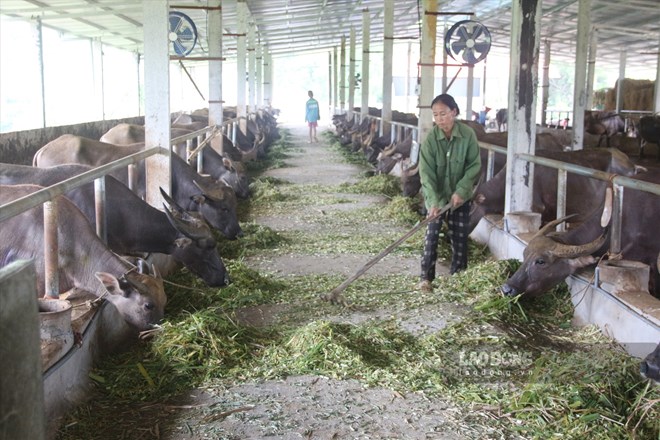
[601,79,655,111]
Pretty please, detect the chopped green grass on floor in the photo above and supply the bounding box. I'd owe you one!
[56,128,659,440]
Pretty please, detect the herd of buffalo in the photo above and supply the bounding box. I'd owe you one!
[0,104,658,382]
[0,108,280,331]
[332,109,660,382]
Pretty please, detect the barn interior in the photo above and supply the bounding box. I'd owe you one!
[1,1,659,439]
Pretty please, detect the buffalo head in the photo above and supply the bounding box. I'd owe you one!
[501,216,606,297]
[95,261,166,331]
[191,179,243,239]
[161,188,230,287]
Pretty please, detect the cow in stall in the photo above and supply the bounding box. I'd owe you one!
[638,114,660,160]
[496,108,508,132]
[0,184,166,331]
[376,133,412,176]
[500,170,660,299]
[0,163,231,286]
[100,123,195,158]
[468,148,643,233]
[32,134,243,239]
[99,123,250,199]
[639,252,660,384]
[584,110,625,148]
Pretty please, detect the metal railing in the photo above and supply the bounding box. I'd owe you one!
[475,140,660,257]
[0,115,245,298]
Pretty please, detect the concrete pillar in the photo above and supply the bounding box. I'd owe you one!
[504,0,542,215]
[570,0,591,151]
[143,0,171,206]
[418,0,437,144]
[381,0,394,136]
[361,9,371,119]
[541,40,551,126]
[466,65,474,121]
[333,46,338,115]
[340,36,346,113]
[655,36,660,112]
[256,45,263,107]
[615,51,626,113]
[208,0,223,155]
[236,0,248,117]
[248,21,256,111]
[263,49,272,106]
[90,39,105,121]
[586,28,598,110]
[348,27,356,119]
[0,260,45,440]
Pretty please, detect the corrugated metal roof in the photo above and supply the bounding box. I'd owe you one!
[1,0,658,72]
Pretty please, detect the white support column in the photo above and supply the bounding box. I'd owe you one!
[208,0,223,155]
[504,0,542,215]
[333,46,338,115]
[406,41,412,113]
[340,36,346,113]
[248,21,256,111]
[382,0,394,136]
[586,27,598,110]
[328,51,333,112]
[541,40,551,126]
[256,44,263,107]
[348,27,356,119]
[90,39,105,121]
[361,8,370,119]
[441,22,448,93]
[655,36,660,113]
[143,0,171,206]
[263,49,272,106]
[33,17,46,128]
[418,0,437,145]
[615,51,626,113]
[570,0,591,151]
[466,65,474,121]
[236,0,248,117]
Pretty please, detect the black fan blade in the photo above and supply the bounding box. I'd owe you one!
[456,25,470,42]
[473,41,490,54]
[463,49,478,65]
[170,16,184,34]
[452,41,467,53]
[471,25,484,40]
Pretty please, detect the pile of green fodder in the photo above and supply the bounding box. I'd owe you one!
[56,126,658,440]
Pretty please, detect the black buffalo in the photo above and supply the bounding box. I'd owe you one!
[584,111,625,148]
[638,115,660,160]
[0,163,230,287]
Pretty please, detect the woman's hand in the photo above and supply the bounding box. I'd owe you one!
[451,193,464,208]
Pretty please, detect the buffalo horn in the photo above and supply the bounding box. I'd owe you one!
[193,180,224,201]
[533,214,578,239]
[163,205,209,240]
[600,187,612,228]
[160,187,184,215]
[549,233,607,259]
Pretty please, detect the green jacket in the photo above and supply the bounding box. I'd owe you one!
[418,121,482,210]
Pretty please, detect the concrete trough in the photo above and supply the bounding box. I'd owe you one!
[471,213,660,359]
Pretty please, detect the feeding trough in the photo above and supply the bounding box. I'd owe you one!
[38,298,74,371]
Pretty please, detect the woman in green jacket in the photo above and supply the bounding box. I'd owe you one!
[417,94,482,293]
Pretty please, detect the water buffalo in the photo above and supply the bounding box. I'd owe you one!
[189,147,250,199]
[0,163,230,287]
[640,342,660,384]
[501,170,660,298]
[0,184,167,330]
[32,134,243,239]
[638,115,660,160]
[469,148,642,233]
[496,108,507,132]
[100,123,194,157]
[584,111,625,148]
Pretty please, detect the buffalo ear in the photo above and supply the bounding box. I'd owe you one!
[95,272,121,295]
[151,264,162,279]
[174,237,193,248]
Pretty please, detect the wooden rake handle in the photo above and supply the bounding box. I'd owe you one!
[320,201,453,306]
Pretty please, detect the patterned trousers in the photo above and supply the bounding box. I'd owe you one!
[420,201,471,281]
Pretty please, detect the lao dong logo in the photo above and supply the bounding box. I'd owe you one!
[459,350,533,368]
